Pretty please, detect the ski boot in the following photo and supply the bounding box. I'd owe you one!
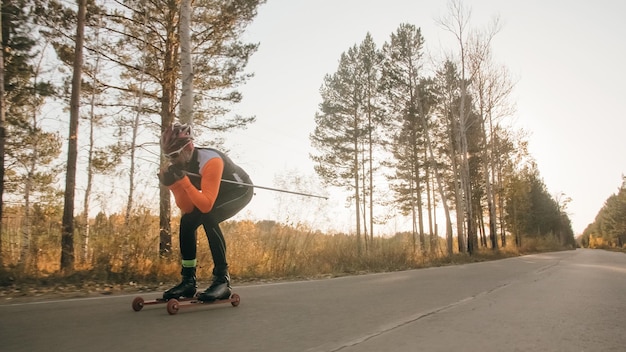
[197,272,231,302]
[163,266,197,300]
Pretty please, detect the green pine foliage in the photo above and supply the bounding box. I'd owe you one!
[505,164,576,248]
[2,1,63,214]
[581,176,626,249]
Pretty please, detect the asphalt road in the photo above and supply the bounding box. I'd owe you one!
[1,249,625,352]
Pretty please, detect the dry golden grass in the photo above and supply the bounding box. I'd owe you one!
[0,211,577,298]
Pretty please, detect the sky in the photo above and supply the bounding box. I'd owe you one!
[217,0,626,235]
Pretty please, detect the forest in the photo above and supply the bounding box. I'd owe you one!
[6,0,623,293]
[579,177,626,249]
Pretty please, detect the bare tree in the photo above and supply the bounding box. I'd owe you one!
[471,52,514,250]
[438,0,502,254]
[437,0,470,253]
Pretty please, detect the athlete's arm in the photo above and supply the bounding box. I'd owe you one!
[173,157,223,213]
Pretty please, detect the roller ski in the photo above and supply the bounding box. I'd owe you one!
[132,293,241,315]
[162,293,241,315]
[132,269,240,315]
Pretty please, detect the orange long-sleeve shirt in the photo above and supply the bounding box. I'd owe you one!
[169,151,224,214]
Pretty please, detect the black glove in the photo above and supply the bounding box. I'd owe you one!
[158,165,185,186]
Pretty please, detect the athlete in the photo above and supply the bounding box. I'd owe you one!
[158,122,253,301]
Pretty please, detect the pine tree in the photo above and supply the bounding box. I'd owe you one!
[504,167,532,247]
[59,0,87,272]
[381,23,429,253]
[356,33,384,246]
[311,45,367,253]
[492,126,527,247]
[431,60,464,254]
[504,163,574,247]
[588,181,626,245]
[0,0,62,270]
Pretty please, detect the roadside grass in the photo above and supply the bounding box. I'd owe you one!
[0,219,580,301]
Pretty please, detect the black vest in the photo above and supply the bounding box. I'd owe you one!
[187,148,251,192]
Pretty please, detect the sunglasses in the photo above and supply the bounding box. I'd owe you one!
[165,142,191,159]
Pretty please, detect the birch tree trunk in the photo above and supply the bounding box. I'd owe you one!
[179,0,193,125]
[439,0,470,254]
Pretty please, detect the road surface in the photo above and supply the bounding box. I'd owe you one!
[1,249,625,351]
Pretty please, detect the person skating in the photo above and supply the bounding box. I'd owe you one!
[158,122,253,301]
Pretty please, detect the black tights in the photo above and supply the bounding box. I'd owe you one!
[178,185,253,275]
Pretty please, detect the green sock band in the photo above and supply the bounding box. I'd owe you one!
[182,259,197,268]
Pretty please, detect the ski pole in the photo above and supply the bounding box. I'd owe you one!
[183,171,328,200]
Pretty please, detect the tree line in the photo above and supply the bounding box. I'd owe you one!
[580,176,626,249]
[0,0,577,277]
[310,1,576,256]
